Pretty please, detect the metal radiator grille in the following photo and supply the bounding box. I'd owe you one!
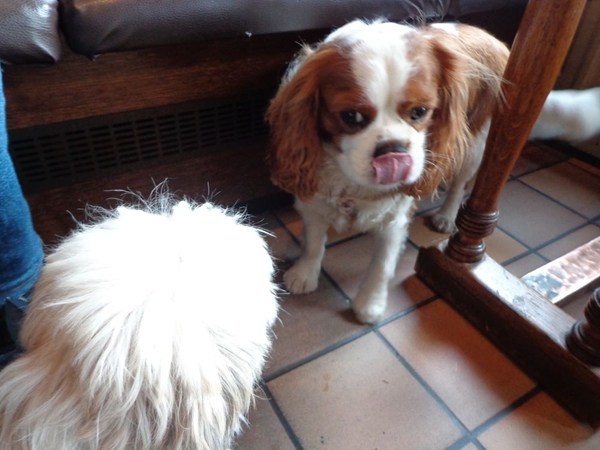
[9,94,270,192]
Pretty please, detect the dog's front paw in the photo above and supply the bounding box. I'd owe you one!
[430,213,456,234]
[352,292,387,324]
[284,260,320,294]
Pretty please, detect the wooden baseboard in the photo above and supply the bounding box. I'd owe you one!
[3,30,326,130]
[25,139,283,245]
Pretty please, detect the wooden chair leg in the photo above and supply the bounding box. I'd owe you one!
[446,0,587,263]
[567,289,600,366]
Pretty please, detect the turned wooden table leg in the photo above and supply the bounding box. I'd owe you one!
[445,0,587,263]
[567,289,600,366]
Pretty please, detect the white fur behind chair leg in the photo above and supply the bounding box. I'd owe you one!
[352,201,413,324]
[284,202,329,294]
[531,87,600,142]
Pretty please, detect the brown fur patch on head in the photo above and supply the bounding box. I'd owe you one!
[400,24,509,200]
[398,32,441,134]
[319,83,377,150]
[266,43,358,201]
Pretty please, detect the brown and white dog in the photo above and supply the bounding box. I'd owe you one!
[266,19,600,324]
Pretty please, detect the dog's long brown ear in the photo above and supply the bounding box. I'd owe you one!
[266,45,340,201]
[417,38,472,199]
[402,26,508,199]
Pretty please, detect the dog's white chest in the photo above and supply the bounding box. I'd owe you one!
[300,191,413,234]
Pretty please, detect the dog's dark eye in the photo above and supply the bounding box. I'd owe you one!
[340,110,367,128]
[409,107,429,123]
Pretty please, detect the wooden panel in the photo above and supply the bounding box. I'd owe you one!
[25,139,288,245]
[556,0,600,90]
[3,31,325,130]
[416,241,600,427]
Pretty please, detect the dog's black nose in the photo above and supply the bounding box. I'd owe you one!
[374,141,408,158]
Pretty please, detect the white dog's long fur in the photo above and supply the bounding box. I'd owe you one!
[0,198,279,449]
[267,19,600,324]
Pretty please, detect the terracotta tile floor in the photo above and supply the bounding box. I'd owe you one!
[235,144,600,449]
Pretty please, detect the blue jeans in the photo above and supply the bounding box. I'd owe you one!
[0,67,44,360]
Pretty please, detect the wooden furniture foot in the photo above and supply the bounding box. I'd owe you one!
[567,289,600,367]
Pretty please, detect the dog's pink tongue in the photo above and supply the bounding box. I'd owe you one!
[373,153,413,184]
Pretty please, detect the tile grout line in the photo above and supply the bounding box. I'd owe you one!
[514,178,596,223]
[263,327,372,383]
[443,435,471,449]
[406,239,421,251]
[443,386,542,449]
[470,385,542,437]
[510,153,569,179]
[319,264,356,304]
[270,208,368,255]
[412,207,594,263]
[372,328,477,444]
[444,435,486,450]
[259,383,305,450]
[527,221,597,253]
[375,295,438,328]
[473,439,487,450]
[325,232,366,249]
[405,216,548,274]
[414,201,446,217]
[495,220,596,259]
[412,151,568,220]
[500,249,549,268]
[270,211,302,248]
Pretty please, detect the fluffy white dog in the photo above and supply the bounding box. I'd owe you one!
[0,197,279,450]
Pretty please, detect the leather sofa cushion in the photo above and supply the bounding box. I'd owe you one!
[0,0,61,64]
[61,0,451,58]
[1,0,528,63]
[448,0,527,16]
